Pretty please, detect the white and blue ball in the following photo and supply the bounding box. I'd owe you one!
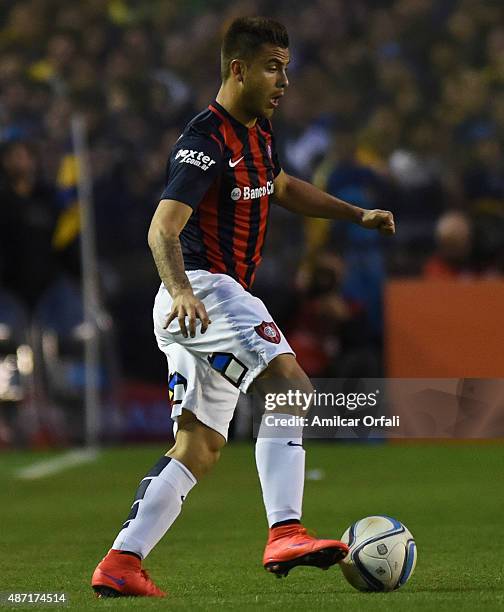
[340,515,417,592]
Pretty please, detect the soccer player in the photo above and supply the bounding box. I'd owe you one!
[91,17,395,598]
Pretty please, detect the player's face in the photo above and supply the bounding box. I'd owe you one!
[242,44,290,119]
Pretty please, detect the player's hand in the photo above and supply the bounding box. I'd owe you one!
[360,209,395,235]
[164,290,211,338]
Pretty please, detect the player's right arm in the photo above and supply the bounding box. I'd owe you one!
[148,199,210,338]
[148,130,223,338]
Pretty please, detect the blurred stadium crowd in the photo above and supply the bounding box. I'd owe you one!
[1,0,503,395]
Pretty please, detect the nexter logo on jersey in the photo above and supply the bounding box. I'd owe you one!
[230,180,274,201]
[175,149,216,171]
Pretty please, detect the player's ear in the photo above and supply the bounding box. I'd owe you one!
[230,59,245,83]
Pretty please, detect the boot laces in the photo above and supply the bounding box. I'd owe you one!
[284,526,317,540]
[297,526,317,538]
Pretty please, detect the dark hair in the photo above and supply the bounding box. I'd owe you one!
[221,17,289,80]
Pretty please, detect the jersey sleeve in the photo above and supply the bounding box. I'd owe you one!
[160,133,223,210]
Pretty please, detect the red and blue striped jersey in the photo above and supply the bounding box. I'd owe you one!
[161,101,281,289]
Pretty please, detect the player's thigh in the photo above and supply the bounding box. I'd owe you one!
[254,353,314,416]
[154,270,295,393]
[163,342,240,442]
[257,353,311,385]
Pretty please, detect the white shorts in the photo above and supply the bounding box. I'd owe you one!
[153,270,294,440]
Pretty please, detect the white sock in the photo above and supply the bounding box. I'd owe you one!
[112,456,196,559]
[255,414,305,527]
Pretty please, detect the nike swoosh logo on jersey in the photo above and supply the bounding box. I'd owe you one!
[229,156,244,167]
[287,441,303,447]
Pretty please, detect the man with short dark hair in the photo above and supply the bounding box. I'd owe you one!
[91,16,394,598]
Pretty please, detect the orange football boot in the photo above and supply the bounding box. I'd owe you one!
[263,524,349,578]
[91,549,166,598]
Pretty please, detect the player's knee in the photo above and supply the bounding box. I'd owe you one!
[167,420,225,480]
[198,432,224,474]
[199,445,221,475]
[257,354,312,392]
[260,354,309,382]
[255,354,313,416]
[170,442,221,480]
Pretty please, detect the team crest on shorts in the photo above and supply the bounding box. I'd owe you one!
[254,321,281,344]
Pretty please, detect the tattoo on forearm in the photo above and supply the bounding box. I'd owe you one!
[150,234,191,296]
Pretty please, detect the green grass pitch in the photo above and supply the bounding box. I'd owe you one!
[1,442,503,610]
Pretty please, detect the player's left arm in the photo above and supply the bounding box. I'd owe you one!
[273,170,395,234]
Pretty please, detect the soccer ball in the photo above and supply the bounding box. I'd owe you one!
[340,515,417,592]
